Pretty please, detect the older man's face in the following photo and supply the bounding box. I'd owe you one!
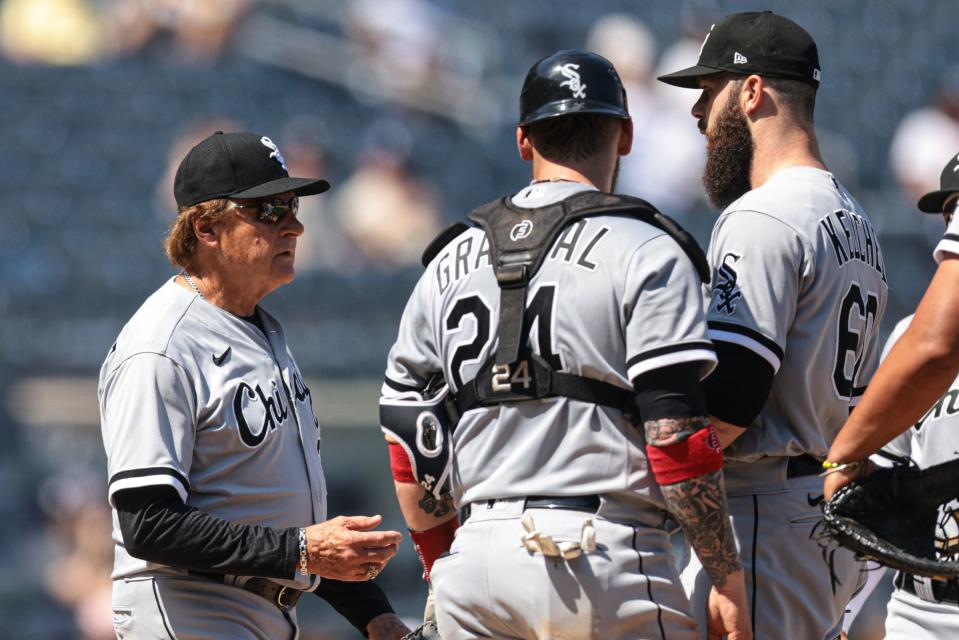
[217,191,304,295]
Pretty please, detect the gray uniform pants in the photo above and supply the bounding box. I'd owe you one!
[885,581,959,639]
[680,459,865,640]
[432,497,698,640]
[112,575,298,639]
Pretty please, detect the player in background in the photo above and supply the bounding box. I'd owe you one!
[825,153,959,638]
[99,131,408,639]
[658,11,888,640]
[380,49,750,640]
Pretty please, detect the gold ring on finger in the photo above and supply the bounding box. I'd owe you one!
[366,563,380,580]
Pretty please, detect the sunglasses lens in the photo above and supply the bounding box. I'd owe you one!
[255,198,299,224]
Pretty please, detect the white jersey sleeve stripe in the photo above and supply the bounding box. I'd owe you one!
[708,325,783,373]
[626,340,715,368]
[627,347,718,382]
[108,467,190,506]
[707,321,785,361]
[933,233,959,263]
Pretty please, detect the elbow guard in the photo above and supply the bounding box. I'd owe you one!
[380,386,454,497]
[646,423,723,485]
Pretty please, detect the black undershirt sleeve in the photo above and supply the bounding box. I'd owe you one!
[117,486,400,635]
[114,485,297,579]
[312,579,395,638]
[632,361,708,423]
[701,340,775,428]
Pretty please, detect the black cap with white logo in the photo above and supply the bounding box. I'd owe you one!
[658,11,821,89]
[918,153,959,213]
[174,131,330,208]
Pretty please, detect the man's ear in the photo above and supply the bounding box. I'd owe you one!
[617,118,633,156]
[516,126,534,161]
[192,214,220,249]
[739,74,765,116]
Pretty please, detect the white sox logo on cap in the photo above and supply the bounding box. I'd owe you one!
[260,136,288,171]
[510,219,534,241]
[558,63,587,99]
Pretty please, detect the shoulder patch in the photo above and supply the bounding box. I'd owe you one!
[421,222,470,267]
[714,252,743,313]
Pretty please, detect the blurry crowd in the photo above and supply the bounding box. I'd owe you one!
[1,1,958,638]
[0,0,251,65]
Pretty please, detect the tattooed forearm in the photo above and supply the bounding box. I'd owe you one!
[644,416,711,447]
[366,612,410,640]
[660,469,741,588]
[418,489,454,518]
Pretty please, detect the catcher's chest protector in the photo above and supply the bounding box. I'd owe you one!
[433,191,710,418]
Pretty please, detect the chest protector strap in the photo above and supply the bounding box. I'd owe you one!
[450,190,709,419]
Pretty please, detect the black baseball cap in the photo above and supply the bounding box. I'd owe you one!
[174,131,330,208]
[918,153,959,213]
[658,11,821,89]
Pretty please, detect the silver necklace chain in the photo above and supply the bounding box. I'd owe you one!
[181,270,203,298]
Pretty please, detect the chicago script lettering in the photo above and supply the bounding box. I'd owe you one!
[234,380,289,447]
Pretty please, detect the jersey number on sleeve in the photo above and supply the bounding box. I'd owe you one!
[445,285,561,390]
[833,282,879,400]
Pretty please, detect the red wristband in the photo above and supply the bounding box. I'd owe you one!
[646,424,723,485]
[388,442,416,483]
[410,518,459,583]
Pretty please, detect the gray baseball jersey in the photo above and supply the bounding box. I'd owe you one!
[682,167,884,640]
[879,316,959,640]
[99,278,325,591]
[383,181,716,511]
[707,167,888,461]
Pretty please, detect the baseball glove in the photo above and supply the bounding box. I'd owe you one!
[817,457,959,578]
[401,584,440,640]
[401,618,439,640]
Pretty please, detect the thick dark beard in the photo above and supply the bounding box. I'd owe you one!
[702,97,753,210]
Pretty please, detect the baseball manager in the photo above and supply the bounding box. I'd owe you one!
[99,131,408,639]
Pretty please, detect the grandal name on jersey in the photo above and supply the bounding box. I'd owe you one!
[434,220,609,293]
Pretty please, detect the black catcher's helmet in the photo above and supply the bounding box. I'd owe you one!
[519,49,630,126]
